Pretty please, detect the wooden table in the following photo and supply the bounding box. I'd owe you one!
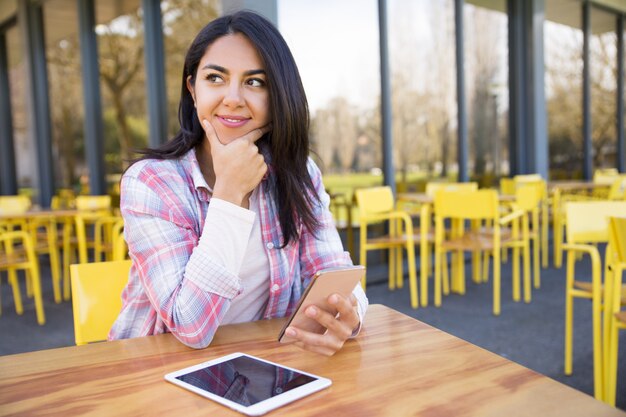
[0,305,622,416]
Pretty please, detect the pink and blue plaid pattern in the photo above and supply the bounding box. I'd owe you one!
[109,149,366,348]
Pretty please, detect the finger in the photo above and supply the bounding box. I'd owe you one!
[305,305,352,340]
[240,123,272,144]
[289,327,343,356]
[329,294,359,327]
[201,119,223,147]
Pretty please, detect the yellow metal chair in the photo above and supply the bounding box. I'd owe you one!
[0,226,45,325]
[0,195,31,231]
[70,260,131,345]
[509,183,544,291]
[606,175,626,201]
[603,216,626,406]
[111,219,128,261]
[355,186,419,308]
[62,195,112,299]
[0,196,62,303]
[562,201,626,401]
[92,216,124,262]
[433,189,528,315]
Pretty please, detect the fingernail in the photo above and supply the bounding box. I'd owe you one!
[306,306,317,317]
[329,294,339,304]
[286,328,296,336]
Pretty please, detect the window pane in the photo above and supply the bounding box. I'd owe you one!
[590,6,617,170]
[545,3,583,179]
[279,0,381,186]
[464,0,509,186]
[44,0,83,190]
[6,25,31,190]
[388,0,457,188]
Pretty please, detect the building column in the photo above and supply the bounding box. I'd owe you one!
[454,0,468,182]
[77,0,106,195]
[616,15,624,172]
[20,0,55,206]
[0,28,17,195]
[582,1,592,180]
[528,0,548,178]
[378,0,395,193]
[508,0,548,178]
[143,0,168,147]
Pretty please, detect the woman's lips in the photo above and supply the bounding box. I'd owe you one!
[217,115,249,128]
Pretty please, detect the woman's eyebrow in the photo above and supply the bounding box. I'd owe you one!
[200,64,265,76]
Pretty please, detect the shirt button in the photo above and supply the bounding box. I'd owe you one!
[271,284,280,292]
[266,242,274,250]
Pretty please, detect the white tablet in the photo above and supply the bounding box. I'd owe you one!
[164,352,331,416]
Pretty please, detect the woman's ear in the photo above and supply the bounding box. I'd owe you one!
[186,75,196,107]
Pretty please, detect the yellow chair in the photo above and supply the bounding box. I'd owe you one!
[0,195,31,231]
[510,183,544,291]
[606,175,626,201]
[50,188,76,210]
[603,216,626,406]
[111,219,128,261]
[0,196,62,303]
[62,195,112,299]
[563,201,626,401]
[0,226,45,325]
[514,177,549,268]
[70,260,131,345]
[355,186,419,308]
[92,216,124,262]
[433,189,528,315]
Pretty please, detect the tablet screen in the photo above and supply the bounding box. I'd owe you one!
[174,355,317,407]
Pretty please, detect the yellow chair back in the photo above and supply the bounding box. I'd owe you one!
[70,260,131,345]
[593,169,619,185]
[565,201,626,244]
[0,195,31,215]
[434,189,499,220]
[75,195,112,212]
[514,174,543,183]
[425,182,478,198]
[355,186,395,216]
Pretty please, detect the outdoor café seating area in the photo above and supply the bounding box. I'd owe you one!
[1,169,626,414]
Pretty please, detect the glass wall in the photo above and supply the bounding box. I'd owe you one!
[95,0,145,182]
[6,25,31,191]
[590,6,618,169]
[464,0,509,187]
[279,0,381,187]
[545,4,583,179]
[44,0,83,190]
[162,0,220,138]
[386,0,457,189]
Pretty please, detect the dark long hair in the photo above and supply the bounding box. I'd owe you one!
[139,10,320,247]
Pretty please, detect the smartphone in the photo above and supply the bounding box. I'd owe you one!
[278,265,365,343]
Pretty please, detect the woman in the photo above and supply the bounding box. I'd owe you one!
[109,10,368,356]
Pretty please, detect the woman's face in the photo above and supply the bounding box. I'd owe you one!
[187,33,271,145]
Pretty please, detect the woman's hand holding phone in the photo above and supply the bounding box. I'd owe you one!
[285,293,360,356]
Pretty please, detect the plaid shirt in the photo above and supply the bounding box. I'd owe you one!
[109,148,367,348]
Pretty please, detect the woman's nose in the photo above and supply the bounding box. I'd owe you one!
[222,83,244,107]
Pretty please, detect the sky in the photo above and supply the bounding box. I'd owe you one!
[278,0,381,114]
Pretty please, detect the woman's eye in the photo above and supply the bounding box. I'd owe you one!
[206,73,223,83]
[247,78,265,87]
